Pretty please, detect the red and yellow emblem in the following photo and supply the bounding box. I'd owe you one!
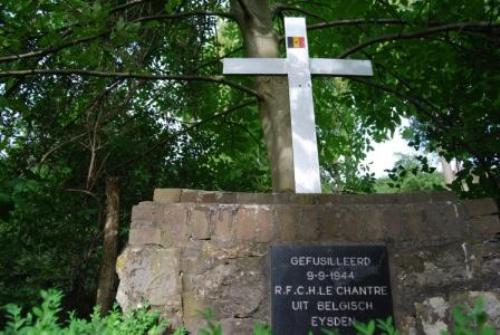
[287,36,305,48]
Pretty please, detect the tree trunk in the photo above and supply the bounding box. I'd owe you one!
[230,0,295,192]
[96,177,120,314]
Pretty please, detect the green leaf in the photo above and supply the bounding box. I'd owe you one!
[165,0,182,13]
[354,320,376,335]
[116,16,126,31]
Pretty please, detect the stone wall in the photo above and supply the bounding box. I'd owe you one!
[116,189,500,334]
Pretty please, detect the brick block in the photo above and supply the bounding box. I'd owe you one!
[190,207,212,240]
[164,204,189,224]
[237,193,273,204]
[255,208,273,242]
[159,204,189,246]
[271,193,292,204]
[404,207,430,241]
[129,227,162,245]
[130,219,155,230]
[318,206,340,239]
[425,203,465,241]
[183,292,207,331]
[467,215,500,237]
[326,206,363,241]
[199,191,217,203]
[316,194,343,205]
[180,189,201,202]
[153,188,182,203]
[131,202,157,221]
[215,192,237,203]
[213,208,234,241]
[235,207,256,241]
[463,199,498,218]
[362,207,385,241]
[428,191,457,202]
[298,206,319,241]
[383,207,403,241]
[290,194,316,205]
[275,206,298,241]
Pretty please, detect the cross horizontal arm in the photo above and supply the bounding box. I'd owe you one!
[223,58,287,75]
[310,59,373,76]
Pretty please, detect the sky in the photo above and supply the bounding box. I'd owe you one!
[363,118,419,178]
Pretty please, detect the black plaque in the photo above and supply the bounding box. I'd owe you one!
[271,245,393,335]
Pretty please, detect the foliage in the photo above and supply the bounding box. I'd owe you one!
[348,299,495,335]
[442,298,495,335]
[349,301,495,335]
[0,0,498,320]
[1,293,496,335]
[0,289,167,335]
[197,308,222,335]
[315,79,376,193]
[196,308,272,335]
[0,0,265,316]
[253,323,272,335]
[375,154,445,193]
[352,317,399,335]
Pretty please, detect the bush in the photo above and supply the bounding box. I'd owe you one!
[1,290,495,334]
[442,298,495,335]
[346,298,495,335]
[0,289,168,335]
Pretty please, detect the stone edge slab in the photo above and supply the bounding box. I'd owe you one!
[153,188,459,205]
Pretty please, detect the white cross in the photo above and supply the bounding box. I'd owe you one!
[223,17,373,193]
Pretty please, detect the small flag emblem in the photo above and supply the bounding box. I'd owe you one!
[287,36,305,48]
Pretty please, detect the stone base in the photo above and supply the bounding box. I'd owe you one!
[116,189,500,334]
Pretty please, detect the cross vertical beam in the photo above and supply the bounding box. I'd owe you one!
[223,17,373,193]
[285,18,321,193]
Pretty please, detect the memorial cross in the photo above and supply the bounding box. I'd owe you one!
[223,17,373,193]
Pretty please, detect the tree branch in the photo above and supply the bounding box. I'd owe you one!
[275,18,406,42]
[272,4,326,21]
[0,11,234,64]
[350,77,491,165]
[307,18,405,31]
[40,133,86,163]
[66,188,99,202]
[0,68,262,98]
[372,59,441,111]
[133,10,236,24]
[0,1,148,62]
[235,0,251,17]
[191,46,243,72]
[350,77,432,114]
[223,120,261,145]
[111,99,257,170]
[109,0,149,14]
[0,32,109,64]
[338,21,500,58]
